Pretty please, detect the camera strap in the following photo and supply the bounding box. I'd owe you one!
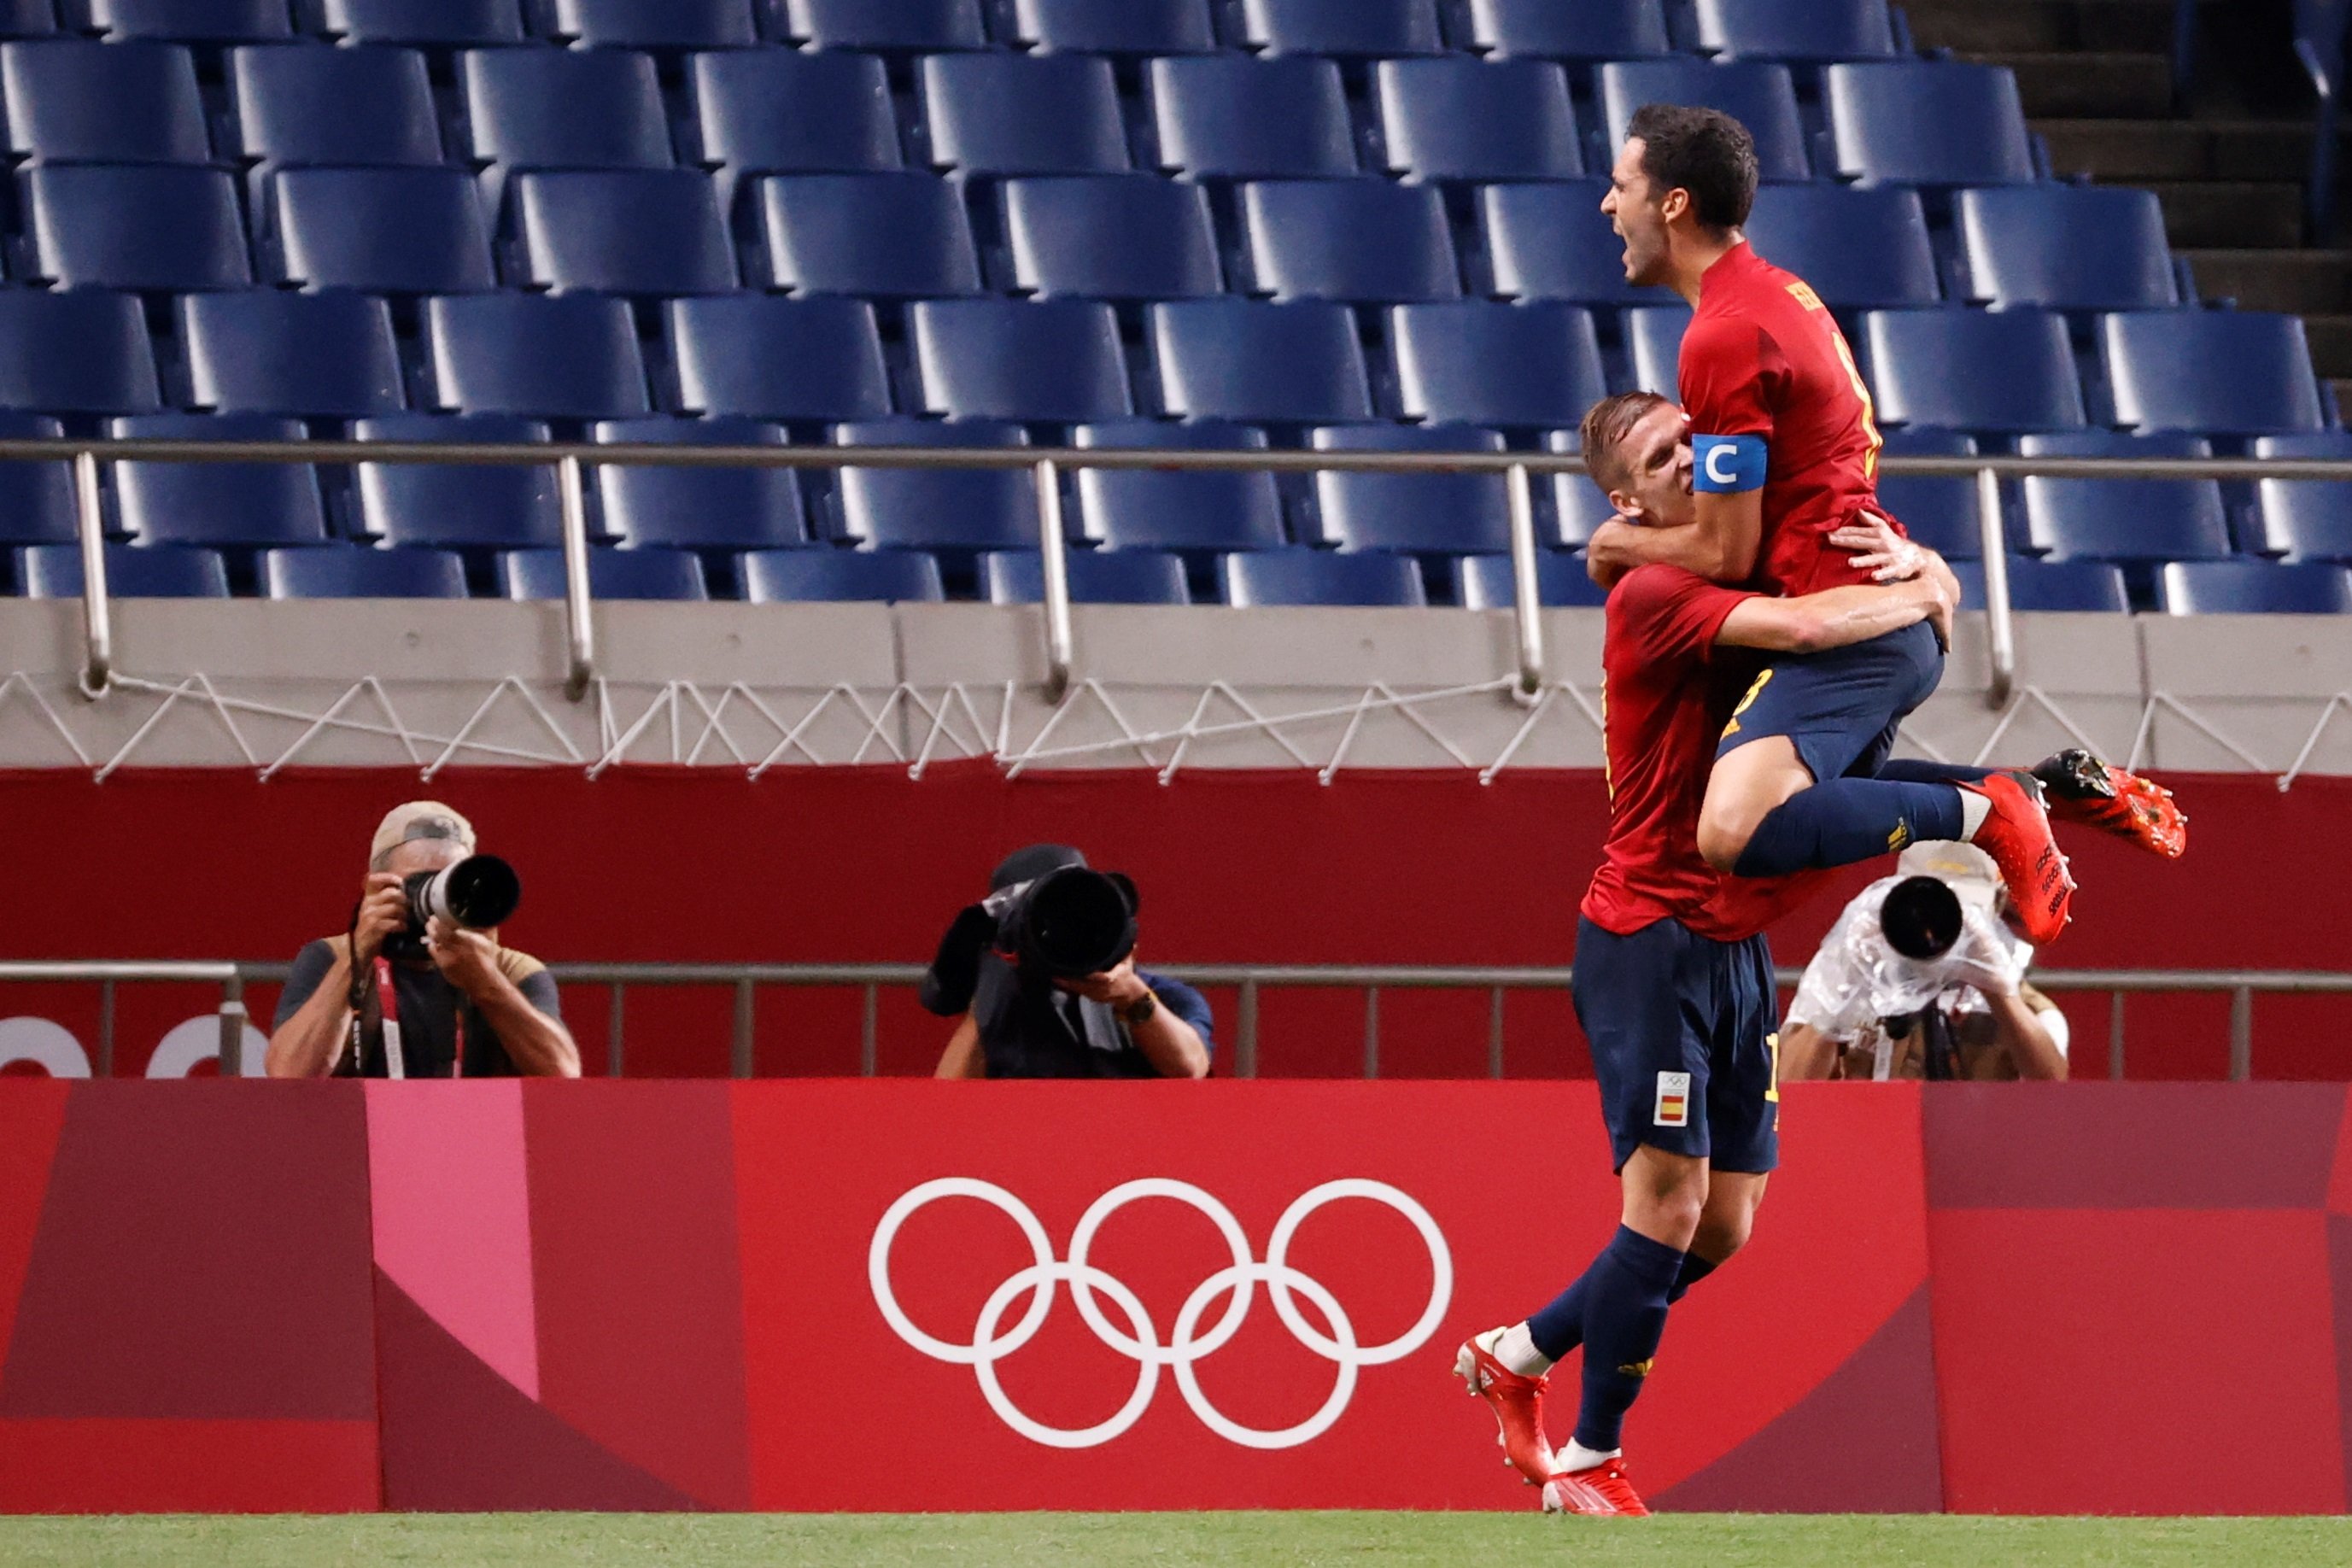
[369,957,465,1081]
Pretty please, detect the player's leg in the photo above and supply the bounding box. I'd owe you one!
[1673,931,1782,1302]
[1676,1170,1766,1302]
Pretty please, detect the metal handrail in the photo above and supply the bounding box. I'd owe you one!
[32,435,2352,716]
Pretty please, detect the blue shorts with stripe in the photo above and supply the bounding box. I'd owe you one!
[1715,618,1945,786]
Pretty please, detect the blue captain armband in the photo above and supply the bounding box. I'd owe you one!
[1692,433,1769,494]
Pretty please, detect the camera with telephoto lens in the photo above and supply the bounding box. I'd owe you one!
[1878,874,1963,962]
[920,864,1138,1016]
[385,855,523,957]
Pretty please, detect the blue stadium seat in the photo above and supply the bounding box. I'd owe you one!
[0,290,160,414]
[62,0,289,39]
[1387,300,1606,429]
[1232,0,1443,56]
[178,291,405,418]
[1372,59,1582,182]
[750,173,982,296]
[227,44,441,168]
[1743,185,1938,309]
[2016,430,2230,564]
[1306,424,1511,556]
[458,48,671,176]
[306,0,525,46]
[1476,181,1671,306]
[1956,187,2177,312]
[831,418,1038,552]
[916,54,1129,177]
[1220,550,1427,606]
[776,0,986,50]
[2101,312,2326,437]
[1875,428,1986,560]
[1597,61,1808,182]
[980,549,1191,605]
[1002,0,1215,55]
[0,3,52,37]
[0,413,76,547]
[1147,56,1355,179]
[500,546,711,600]
[1239,181,1460,303]
[1543,427,1617,547]
[1443,0,1670,60]
[1863,309,2086,435]
[593,416,806,551]
[505,169,738,295]
[2249,433,2352,561]
[422,294,649,419]
[741,547,945,602]
[685,50,899,213]
[1823,61,2036,186]
[997,176,1221,301]
[664,295,892,422]
[908,299,1132,424]
[1945,557,2129,612]
[2157,560,2352,614]
[1147,299,1372,425]
[20,165,252,291]
[1691,0,1895,61]
[531,0,758,47]
[1623,303,1688,395]
[350,413,562,547]
[264,167,498,295]
[1070,419,1285,554]
[1455,551,1609,608]
[263,545,469,599]
[108,414,330,550]
[0,39,207,162]
[20,542,229,597]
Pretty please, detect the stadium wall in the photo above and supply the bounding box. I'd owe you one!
[0,1079,2346,1517]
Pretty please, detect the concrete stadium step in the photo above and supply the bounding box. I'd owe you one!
[1970,50,2178,117]
[2037,119,2315,183]
[2302,315,2352,378]
[1902,0,2177,56]
[2138,180,2307,249]
[2177,249,2352,314]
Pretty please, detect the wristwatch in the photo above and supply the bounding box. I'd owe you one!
[1119,991,1159,1027]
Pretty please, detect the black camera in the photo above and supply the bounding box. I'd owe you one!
[1879,874,1963,962]
[921,852,1138,1016]
[387,854,523,956]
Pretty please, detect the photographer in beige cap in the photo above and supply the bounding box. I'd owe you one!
[1778,840,2069,1082]
[266,802,579,1078]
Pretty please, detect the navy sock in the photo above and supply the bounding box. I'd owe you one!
[1571,1226,1687,1454]
[1876,759,1996,785]
[1665,1251,1718,1306]
[1525,1272,1590,1362]
[1732,778,1966,877]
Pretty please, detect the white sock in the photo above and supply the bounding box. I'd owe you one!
[1493,1321,1553,1378]
[1556,1438,1621,1473]
[1957,787,1992,840]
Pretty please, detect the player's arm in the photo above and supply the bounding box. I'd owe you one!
[1588,486,1763,588]
[1595,314,1775,585]
[1717,572,1951,655]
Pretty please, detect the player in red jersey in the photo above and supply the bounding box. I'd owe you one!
[1574,105,2145,944]
[1458,410,1959,1518]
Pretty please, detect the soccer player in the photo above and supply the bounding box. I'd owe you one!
[1457,424,1961,1518]
[1577,105,2139,942]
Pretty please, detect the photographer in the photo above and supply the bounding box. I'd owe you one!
[927,845,1213,1080]
[1780,841,2069,1082]
[267,802,579,1079]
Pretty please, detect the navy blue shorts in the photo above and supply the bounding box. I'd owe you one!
[1715,619,1945,786]
[1572,916,1781,1175]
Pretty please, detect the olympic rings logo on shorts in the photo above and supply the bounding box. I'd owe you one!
[868,1177,1454,1450]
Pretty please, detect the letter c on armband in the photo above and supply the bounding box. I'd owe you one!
[1693,434,1768,494]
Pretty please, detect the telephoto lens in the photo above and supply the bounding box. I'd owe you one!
[403,854,523,933]
[1878,875,1963,961]
[1006,867,1138,978]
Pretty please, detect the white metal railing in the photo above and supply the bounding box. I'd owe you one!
[10,435,2352,717]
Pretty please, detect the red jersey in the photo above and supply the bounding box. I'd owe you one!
[1580,564,1824,941]
[1680,242,1899,599]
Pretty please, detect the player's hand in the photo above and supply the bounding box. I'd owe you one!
[1056,956,1151,1009]
[1943,904,2025,998]
[425,917,502,999]
[1828,512,1925,582]
[1583,520,1640,588]
[352,872,409,969]
[1923,576,1955,652]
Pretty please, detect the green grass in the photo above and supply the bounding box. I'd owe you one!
[3,1514,2350,1568]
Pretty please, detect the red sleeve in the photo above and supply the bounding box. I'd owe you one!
[1679,313,1781,441]
[1609,565,1756,670]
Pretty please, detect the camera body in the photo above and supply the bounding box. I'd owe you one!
[921,865,1138,1016]
[384,854,523,958]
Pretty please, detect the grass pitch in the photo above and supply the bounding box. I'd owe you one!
[3,1513,2349,1567]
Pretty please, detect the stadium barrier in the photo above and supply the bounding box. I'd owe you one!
[1,1077,2348,1516]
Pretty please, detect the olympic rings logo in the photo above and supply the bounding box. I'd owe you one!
[868,1177,1452,1450]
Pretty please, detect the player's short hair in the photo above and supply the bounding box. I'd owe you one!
[1580,390,1671,495]
[1625,103,1758,231]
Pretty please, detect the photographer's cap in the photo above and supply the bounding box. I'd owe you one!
[991,843,1085,892]
[1895,840,2000,913]
[371,800,476,865]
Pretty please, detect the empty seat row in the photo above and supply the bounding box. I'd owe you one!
[0,38,2033,191]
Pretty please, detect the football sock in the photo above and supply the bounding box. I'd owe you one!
[1875,760,1997,785]
[1571,1225,1688,1454]
[1666,1251,1718,1305]
[1557,1437,1621,1472]
[1731,778,1966,877]
[1493,1321,1553,1378]
[1524,1272,1591,1363]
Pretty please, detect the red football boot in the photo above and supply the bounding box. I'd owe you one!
[1963,771,2074,946]
[1542,1455,1651,1517]
[1455,1328,1553,1486]
[2030,748,2188,860]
